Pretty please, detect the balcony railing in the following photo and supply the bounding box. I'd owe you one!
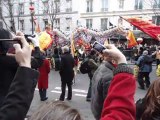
[66,8,72,12]
[101,8,108,12]
[153,4,160,8]
[134,5,143,10]
[19,11,24,15]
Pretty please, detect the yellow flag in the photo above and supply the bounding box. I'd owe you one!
[127,30,138,48]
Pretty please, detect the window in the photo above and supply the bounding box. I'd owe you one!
[20,20,24,31]
[0,7,2,19]
[43,1,49,14]
[152,16,160,25]
[55,18,60,29]
[86,0,93,12]
[135,0,143,10]
[66,0,72,12]
[119,0,124,9]
[30,1,34,6]
[66,8,72,12]
[101,18,108,30]
[66,18,72,31]
[153,0,160,8]
[56,2,60,12]
[43,19,48,27]
[101,0,108,11]
[86,19,92,28]
[19,3,24,15]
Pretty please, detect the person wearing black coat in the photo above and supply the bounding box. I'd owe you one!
[0,31,39,120]
[0,29,43,105]
[59,46,75,101]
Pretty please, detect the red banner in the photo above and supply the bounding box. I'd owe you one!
[122,17,160,40]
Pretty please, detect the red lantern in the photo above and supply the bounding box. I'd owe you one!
[137,38,143,44]
[29,6,34,11]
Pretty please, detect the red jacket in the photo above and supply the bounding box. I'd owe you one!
[101,72,136,120]
[38,59,50,89]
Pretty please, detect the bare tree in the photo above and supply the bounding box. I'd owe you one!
[144,0,160,16]
[41,0,59,28]
[1,0,16,33]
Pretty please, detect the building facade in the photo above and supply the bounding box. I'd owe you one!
[2,0,160,33]
[2,0,79,34]
[80,0,160,30]
[0,1,3,27]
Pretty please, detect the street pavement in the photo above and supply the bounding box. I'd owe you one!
[27,64,158,120]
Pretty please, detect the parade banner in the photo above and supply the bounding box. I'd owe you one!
[71,34,76,57]
[39,32,52,50]
[53,27,127,45]
[122,17,160,40]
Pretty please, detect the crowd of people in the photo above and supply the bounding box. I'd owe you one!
[0,27,160,120]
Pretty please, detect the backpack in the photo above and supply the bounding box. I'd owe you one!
[143,55,153,64]
[79,58,91,74]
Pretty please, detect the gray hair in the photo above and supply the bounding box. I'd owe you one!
[143,50,148,55]
[29,100,82,120]
[62,46,69,53]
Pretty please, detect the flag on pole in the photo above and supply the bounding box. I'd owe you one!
[39,32,52,50]
[121,17,160,40]
[126,30,138,48]
[109,22,113,27]
[71,34,76,57]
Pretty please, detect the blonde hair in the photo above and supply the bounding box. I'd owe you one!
[29,100,82,120]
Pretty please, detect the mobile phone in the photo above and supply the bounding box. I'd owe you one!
[0,39,21,54]
[92,41,106,53]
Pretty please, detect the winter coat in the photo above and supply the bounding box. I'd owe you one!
[136,55,152,73]
[38,59,50,89]
[101,65,136,120]
[0,67,39,120]
[91,61,114,120]
[59,53,75,82]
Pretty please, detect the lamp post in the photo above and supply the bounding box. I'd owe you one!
[29,5,35,34]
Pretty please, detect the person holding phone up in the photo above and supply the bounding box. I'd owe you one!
[0,28,43,105]
[101,44,136,120]
[0,31,39,120]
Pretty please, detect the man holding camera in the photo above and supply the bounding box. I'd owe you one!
[0,30,40,120]
[0,28,43,105]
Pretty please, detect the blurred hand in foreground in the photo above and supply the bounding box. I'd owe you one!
[13,31,32,68]
[28,33,40,47]
[103,44,127,64]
